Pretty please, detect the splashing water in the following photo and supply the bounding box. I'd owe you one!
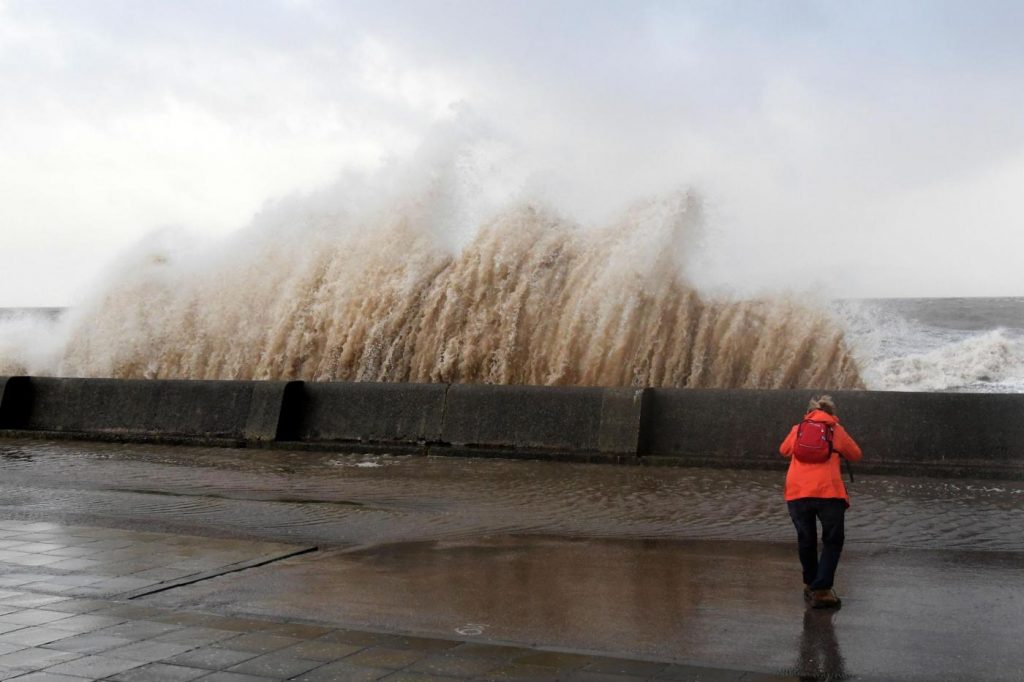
[835,298,1024,392]
[869,328,1024,392]
[1,153,862,389]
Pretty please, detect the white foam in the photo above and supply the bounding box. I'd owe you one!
[866,328,1024,392]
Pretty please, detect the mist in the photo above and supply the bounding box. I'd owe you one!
[2,0,1024,306]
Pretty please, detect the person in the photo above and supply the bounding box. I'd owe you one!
[779,395,862,609]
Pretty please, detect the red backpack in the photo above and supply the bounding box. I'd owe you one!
[792,419,834,463]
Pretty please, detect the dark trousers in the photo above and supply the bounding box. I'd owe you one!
[787,497,846,590]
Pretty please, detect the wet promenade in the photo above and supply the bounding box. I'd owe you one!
[0,438,1021,680]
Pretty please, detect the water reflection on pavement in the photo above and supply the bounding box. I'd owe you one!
[794,609,848,681]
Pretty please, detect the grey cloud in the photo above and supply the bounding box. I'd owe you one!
[2,0,1024,303]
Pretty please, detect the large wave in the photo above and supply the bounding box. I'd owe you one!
[1,151,862,389]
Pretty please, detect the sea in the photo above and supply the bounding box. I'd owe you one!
[835,297,1024,393]
[2,298,1022,393]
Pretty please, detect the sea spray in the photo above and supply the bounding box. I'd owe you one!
[4,185,862,388]
[0,309,65,377]
[0,131,863,388]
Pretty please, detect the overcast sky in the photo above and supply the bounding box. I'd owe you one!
[2,0,1023,306]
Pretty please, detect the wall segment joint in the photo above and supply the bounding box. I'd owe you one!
[0,376,32,430]
[597,387,649,456]
[244,380,297,443]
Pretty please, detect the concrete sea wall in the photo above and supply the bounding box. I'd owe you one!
[1,376,1021,478]
[0,376,287,444]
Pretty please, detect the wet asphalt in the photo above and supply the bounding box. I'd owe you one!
[0,438,1022,681]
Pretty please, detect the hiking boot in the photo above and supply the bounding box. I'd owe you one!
[810,588,841,609]
[803,584,812,601]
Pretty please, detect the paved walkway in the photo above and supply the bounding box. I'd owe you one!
[0,519,790,682]
[1,440,1022,680]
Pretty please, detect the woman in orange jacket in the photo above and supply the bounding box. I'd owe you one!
[779,395,862,609]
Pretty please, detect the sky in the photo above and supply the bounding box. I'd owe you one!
[2,0,1024,306]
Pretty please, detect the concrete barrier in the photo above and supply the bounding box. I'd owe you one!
[818,390,1024,475]
[9,377,288,443]
[642,388,1024,477]
[440,384,646,458]
[284,381,447,449]
[1,377,1022,478]
[642,388,816,464]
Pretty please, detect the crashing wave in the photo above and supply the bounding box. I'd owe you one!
[1,160,862,389]
[870,329,1024,392]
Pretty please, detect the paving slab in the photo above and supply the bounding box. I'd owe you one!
[0,521,314,601]
[108,662,211,681]
[224,651,323,678]
[162,646,261,670]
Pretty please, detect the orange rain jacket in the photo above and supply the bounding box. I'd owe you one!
[779,409,863,506]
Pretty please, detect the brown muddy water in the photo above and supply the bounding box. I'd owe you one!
[0,438,1021,553]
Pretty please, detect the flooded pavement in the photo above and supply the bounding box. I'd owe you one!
[0,520,777,682]
[142,536,1024,681]
[1,438,1023,552]
[0,438,1022,680]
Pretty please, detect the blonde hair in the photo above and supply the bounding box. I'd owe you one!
[807,394,836,415]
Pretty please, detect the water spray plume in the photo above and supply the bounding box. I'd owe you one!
[15,199,860,389]
[0,135,862,389]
